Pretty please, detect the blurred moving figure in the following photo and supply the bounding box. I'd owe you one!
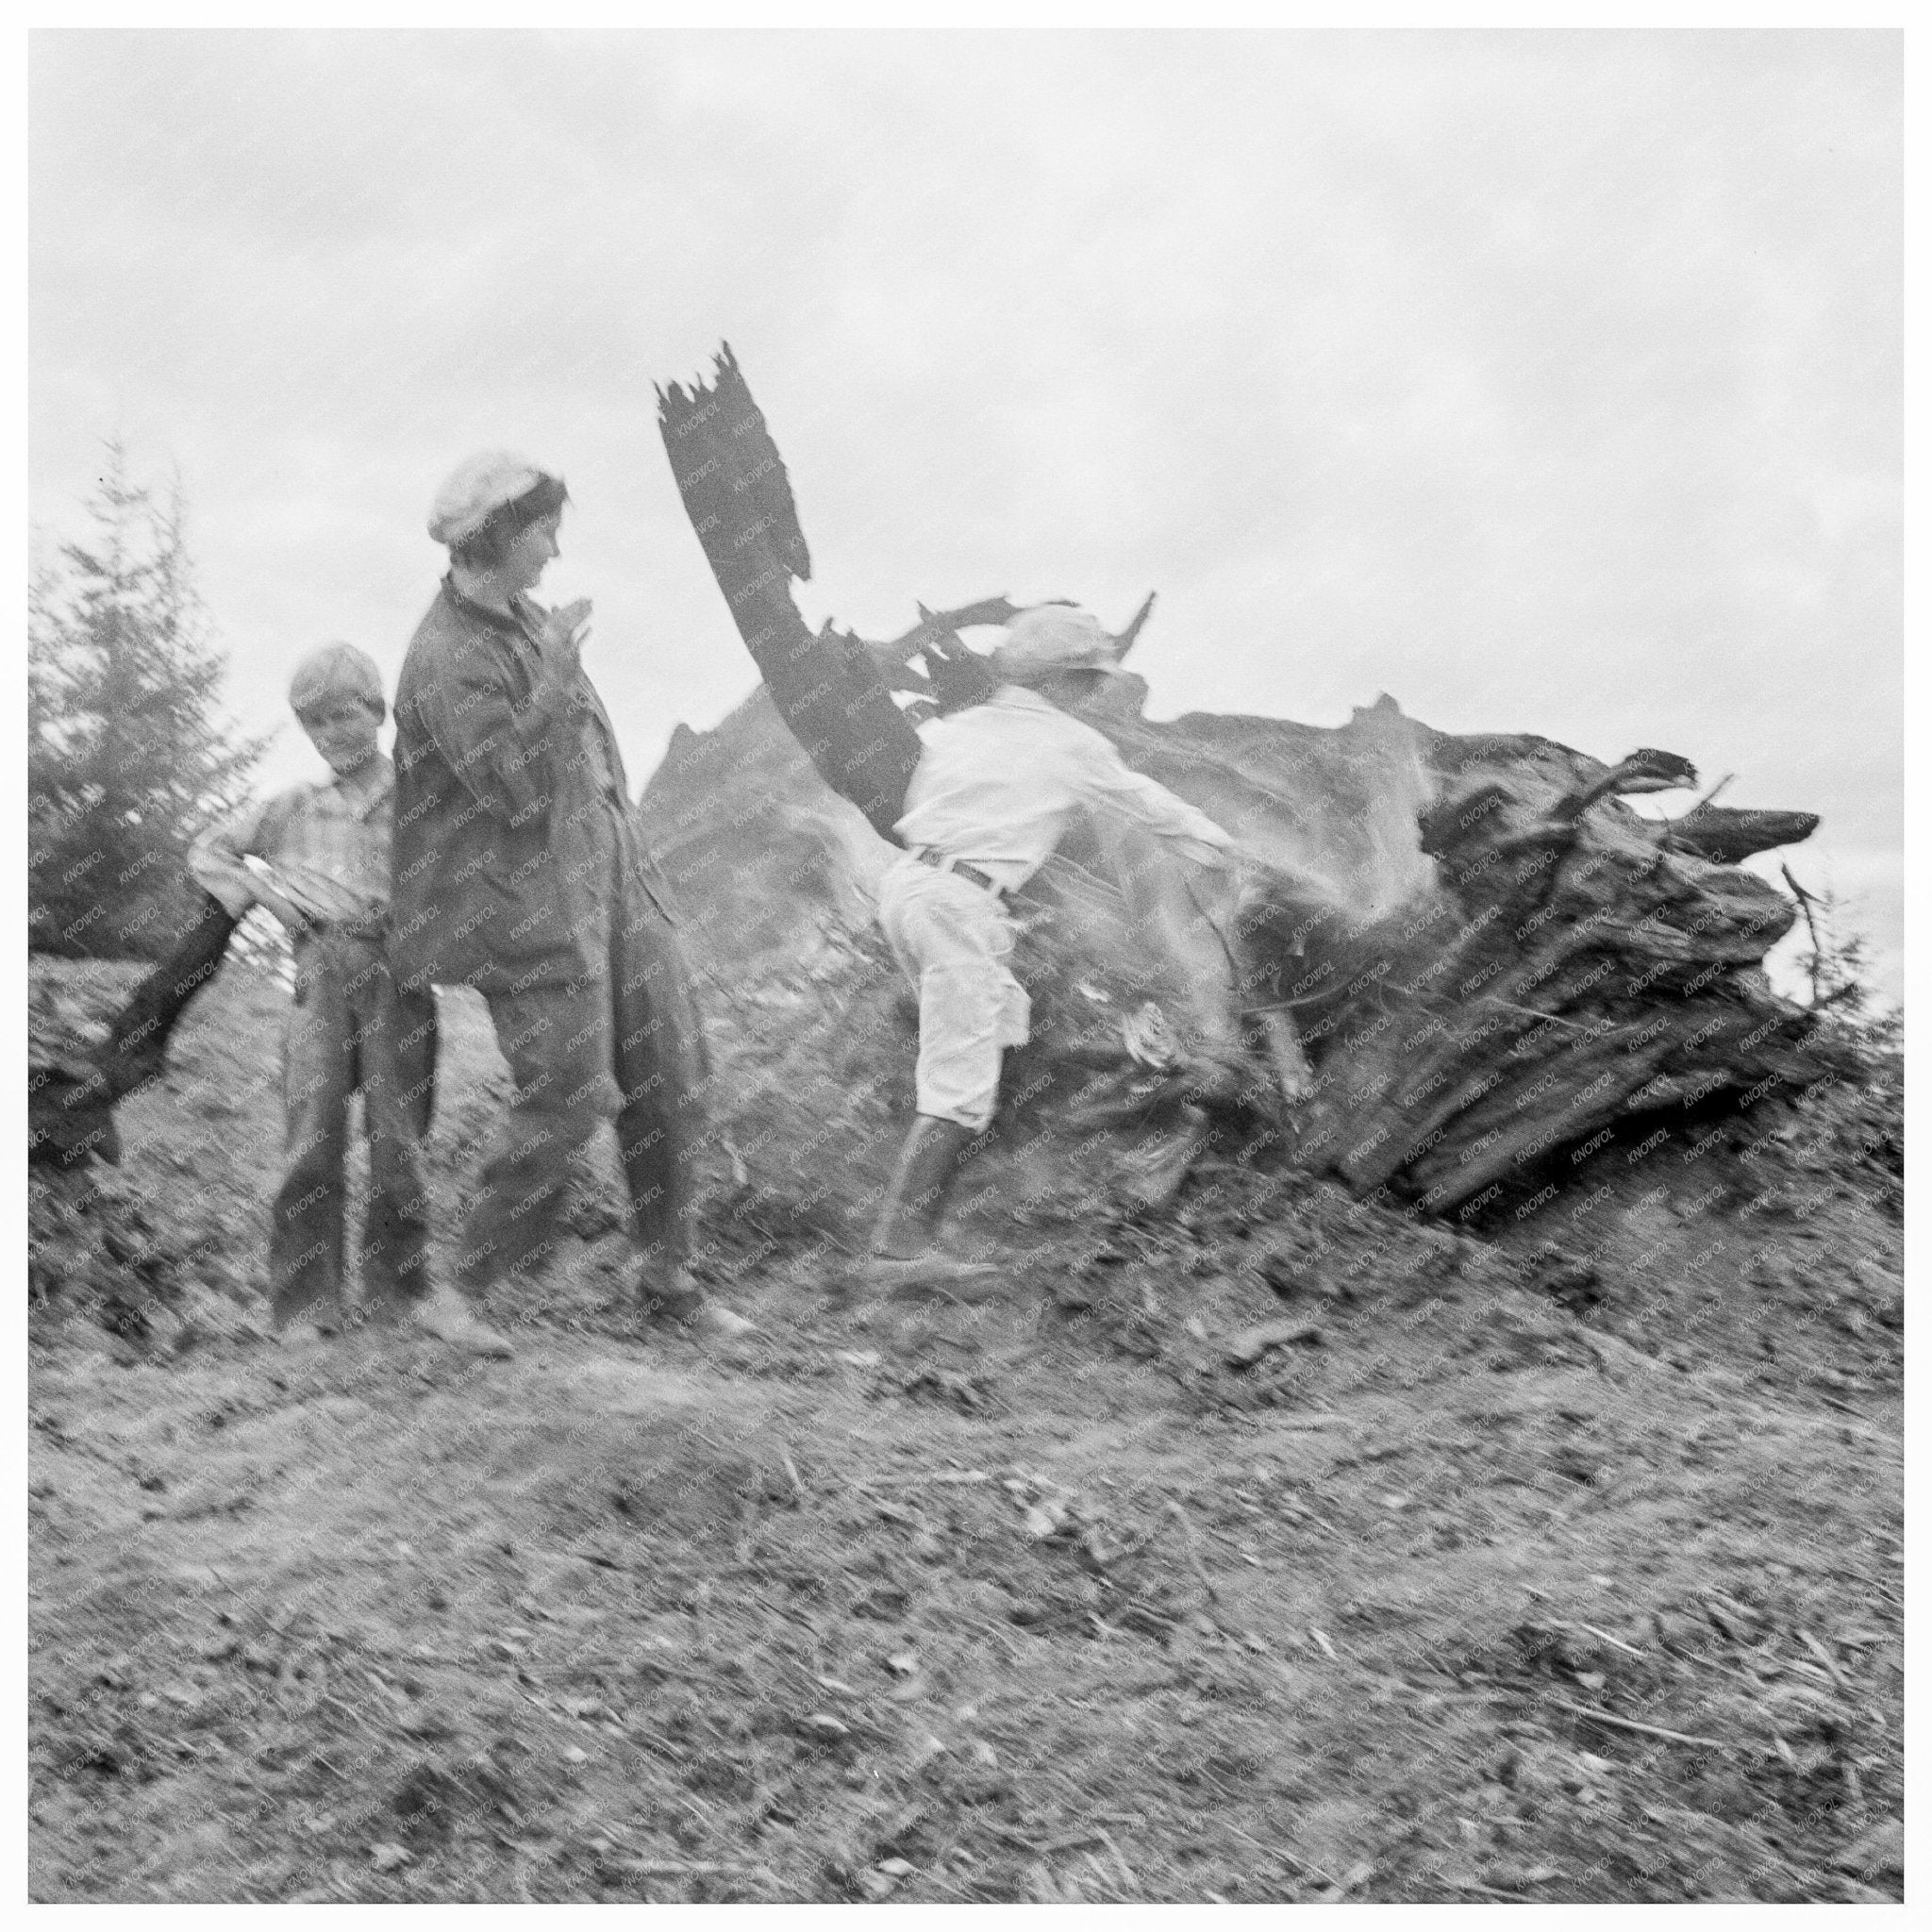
[865,605,1242,1299]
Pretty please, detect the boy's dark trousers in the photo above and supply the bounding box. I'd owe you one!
[274,927,434,1324]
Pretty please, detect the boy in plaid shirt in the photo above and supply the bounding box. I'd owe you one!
[189,644,492,1347]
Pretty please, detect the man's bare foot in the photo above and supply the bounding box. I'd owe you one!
[678,1302,759,1342]
[410,1284,514,1358]
[633,1263,759,1344]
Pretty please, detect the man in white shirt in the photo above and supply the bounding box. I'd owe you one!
[866,606,1241,1296]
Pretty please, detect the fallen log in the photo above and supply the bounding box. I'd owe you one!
[29,891,239,1167]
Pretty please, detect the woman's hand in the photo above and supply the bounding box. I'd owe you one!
[537,598,594,682]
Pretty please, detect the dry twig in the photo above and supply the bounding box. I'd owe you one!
[1093,1826,1138,1893]
[1547,1695,1732,1751]
[1553,1619,1646,1657]
[1164,1499,1219,1605]
[617,1859,758,1878]
[1780,863,1826,1007]
[1797,1628,1851,1694]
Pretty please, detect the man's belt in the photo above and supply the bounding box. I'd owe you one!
[308,913,391,944]
[911,847,1005,899]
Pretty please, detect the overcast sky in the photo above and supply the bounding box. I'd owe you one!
[29,29,1901,995]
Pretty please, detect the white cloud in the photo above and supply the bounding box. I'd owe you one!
[29,28,1901,992]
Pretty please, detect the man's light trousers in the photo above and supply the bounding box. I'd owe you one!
[875,856,1030,1134]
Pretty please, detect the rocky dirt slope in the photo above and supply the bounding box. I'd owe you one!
[26,928,1902,1902]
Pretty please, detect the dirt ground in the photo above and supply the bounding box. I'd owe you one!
[27,949,1904,1904]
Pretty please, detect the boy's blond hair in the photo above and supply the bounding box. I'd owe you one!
[290,642,385,720]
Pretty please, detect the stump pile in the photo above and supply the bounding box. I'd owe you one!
[648,343,1842,1216]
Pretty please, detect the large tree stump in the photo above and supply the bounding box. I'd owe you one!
[647,345,1841,1219]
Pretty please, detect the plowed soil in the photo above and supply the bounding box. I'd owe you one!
[27,949,1903,1903]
